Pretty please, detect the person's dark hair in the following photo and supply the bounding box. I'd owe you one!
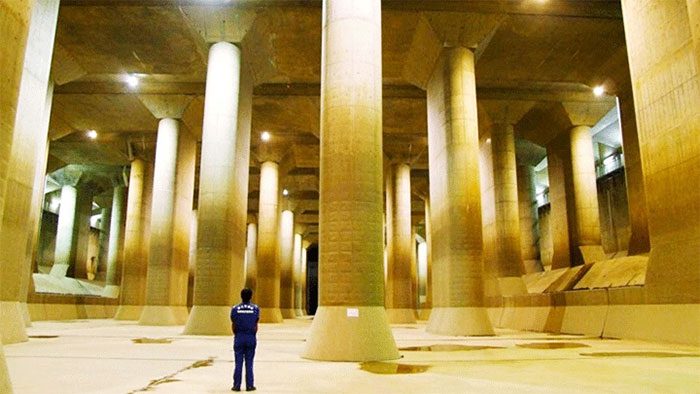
[241,288,253,303]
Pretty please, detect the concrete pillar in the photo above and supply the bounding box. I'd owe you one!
[185,42,247,334]
[97,207,111,279]
[256,161,282,323]
[517,164,542,272]
[417,198,433,320]
[386,163,417,323]
[304,0,399,361]
[491,123,527,294]
[103,184,126,298]
[115,159,148,319]
[569,125,606,263]
[301,239,310,314]
[50,185,78,277]
[621,0,700,308]
[426,47,494,336]
[293,233,303,316]
[546,138,572,269]
[279,209,295,318]
[616,95,650,254]
[245,222,258,291]
[139,118,189,325]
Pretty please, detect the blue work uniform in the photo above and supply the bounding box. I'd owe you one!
[230,302,260,390]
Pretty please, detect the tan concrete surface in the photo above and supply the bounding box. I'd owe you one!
[256,161,282,323]
[103,184,125,297]
[278,210,295,319]
[4,319,699,393]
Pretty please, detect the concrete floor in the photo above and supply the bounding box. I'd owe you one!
[4,318,699,393]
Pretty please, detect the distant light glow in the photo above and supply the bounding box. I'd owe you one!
[261,131,271,142]
[593,85,605,97]
[86,129,98,139]
[125,74,139,88]
[486,138,491,144]
[282,188,289,196]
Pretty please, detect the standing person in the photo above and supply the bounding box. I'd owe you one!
[230,288,259,392]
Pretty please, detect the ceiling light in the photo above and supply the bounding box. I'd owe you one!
[282,189,289,196]
[486,138,491,144]
[86,129,98,139]
[261,131,271,142]
[593,85,605,97]
[125,74,139,88]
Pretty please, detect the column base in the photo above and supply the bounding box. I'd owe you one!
[0,344,10,393]
[426,307,495,336]
[138,305,189,326]
[101,285,120,298]
[417,308,432,321]
[295,309,304,317]
[49,263,69,277]
[578,245,607,264]
[386,308,417,324]
[303,306,399,361]
[183,305,232,335]
[114,305,144,320]
[259,307,283,323]
[281,308,297,319]
[0,301,28,344]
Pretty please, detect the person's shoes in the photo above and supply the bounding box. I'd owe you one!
[246,387,256,391]
[231,387,241,392]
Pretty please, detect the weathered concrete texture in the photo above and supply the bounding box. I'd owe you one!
[244,222,258,292]
[621,0,700,305]
[617,95,650,255]
[304,0,399,361]
[385,163,417,323]
[102,184,125,298]
[185,42,246,334]
[139,118,194,326]
[256,162,282,323]
[115,159,149,320]
[279,210,296,318]
[426,47,494,336]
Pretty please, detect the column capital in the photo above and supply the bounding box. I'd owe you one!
[138,94,194,119]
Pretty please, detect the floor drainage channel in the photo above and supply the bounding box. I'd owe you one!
[580,352,700,358]
[516,342,590,349]
[132,337,173,344]
[400,344,504,351]
[28,335,59,339]
[360,362,430,374]
[128,357,215,393]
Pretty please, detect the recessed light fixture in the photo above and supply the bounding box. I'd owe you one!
[282,188,289,196]
[86,129,98,139]
[486,138,491,144]
[261,131,271,142]
[125,74,139,88]
[593,85,605,97]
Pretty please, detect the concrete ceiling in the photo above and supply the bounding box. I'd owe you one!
[46,0,628,239]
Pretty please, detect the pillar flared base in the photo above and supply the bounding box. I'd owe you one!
[295,309,304,317]
[0,301,28,344]
[426,307,495,336]
[303,306,400,361]
[183,305,232,335]
[386,308,417,324]
[49,263,69,277]
[259,308,283,323]
[417,308,432,321]
[114,305,144,320]
[138,305,188,326]
[281,308,297,319]
[101,285,120,299]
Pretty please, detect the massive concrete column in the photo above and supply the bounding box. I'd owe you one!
[386,163,417,323]
[279,209,296,318]
[546,138,572,269]
[616,95,650,254]
[103,184,126,298]
[97,207,111,279]
[418,197,433,320]
[50,185,79,277]
[621,0,700,306]
[185,42,246,334]
[426,47,494,336]
[245,222,258,291]
[491,123,527,294]
[256,161,282,323]
[569,125,606,263]
[139,118,193,325]
[115,159,148,319]
[304,0,399,361]
[301,239,310,313]
[517,164,541,271]
[293,232,304,316]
